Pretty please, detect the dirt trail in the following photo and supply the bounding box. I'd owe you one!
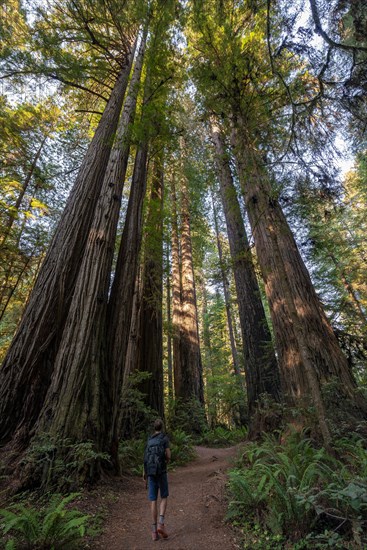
[93,445,242,550]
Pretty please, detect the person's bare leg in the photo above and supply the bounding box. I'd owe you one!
[151,500,158,525]
[159,498,167,518]
[158,498,168,538]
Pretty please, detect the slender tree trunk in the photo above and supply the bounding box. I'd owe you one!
[210,121,281,420]
[211,198,241,379]
[137,156,165,417]
[231,114,367,418]
[34,36,146,451]
[0,43,136,447]
[179,173,205,405]
[200,278,217,427]
[170,177,183,399]
[166,239,174,399]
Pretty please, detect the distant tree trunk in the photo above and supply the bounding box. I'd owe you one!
[137,155,164,417]
[231,114,367,418]
[211,198,241,379]
[179,173,205,406]
[34,36,146,451]
[166,240,174,399]
[170,177,183,399]
[0,43,136,447]
[210,121,281,421]
[200,277,217,427]
[107,139,150,466]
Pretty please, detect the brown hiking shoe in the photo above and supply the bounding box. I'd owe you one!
[151,531,159,541]
[157,523,168,538]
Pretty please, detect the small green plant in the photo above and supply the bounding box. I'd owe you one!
[199,426,248,447]
[0,493,90,549]
[20,435,110,491]
[119,438,146,475]
[167,398,207,436]
[169,429,196,467]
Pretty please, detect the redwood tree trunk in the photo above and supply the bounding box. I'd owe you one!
[33,36,146,449]
[178,174,205,405]
[210,121,281,419]
[170,177,183,399]
[166,239,174,399]
[137,156,164,417]
[106,139,149,462]
[231,114,366,415]
[0,45,136,447]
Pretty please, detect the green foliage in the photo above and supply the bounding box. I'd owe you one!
[0,493,90,549]
[119,438,146,476]
[227,429,367,547]
[167,397,207,436]
[168,430,196,468]
[20,435,110,492]
[198,426,248,448]
[119,371,156,438]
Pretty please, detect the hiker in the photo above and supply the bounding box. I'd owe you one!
[143,418,171,541]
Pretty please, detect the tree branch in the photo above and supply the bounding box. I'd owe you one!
[309,0,367,53]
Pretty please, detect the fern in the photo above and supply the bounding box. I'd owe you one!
[0,493,90,549]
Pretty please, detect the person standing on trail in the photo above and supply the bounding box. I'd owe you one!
[143,418,171,541]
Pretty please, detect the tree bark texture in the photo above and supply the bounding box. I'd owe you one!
[137,157,164,417]
[170,177,183,399]
[0,44,136,446]
[106,139,150,458]
[178,174,205,405]
[210,121,281,416]
[33,36,146,448]
[231,115,366,413]
[166,239,174,399]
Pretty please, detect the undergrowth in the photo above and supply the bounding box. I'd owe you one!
[0,493,91,549]
[227,428,367,548]
[198,426,248,447]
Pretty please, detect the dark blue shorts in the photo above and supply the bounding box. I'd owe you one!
[148,473,169,501]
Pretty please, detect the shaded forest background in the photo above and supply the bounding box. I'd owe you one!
[0,0,366,547]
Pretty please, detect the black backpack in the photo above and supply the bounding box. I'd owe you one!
[144,433,166,476]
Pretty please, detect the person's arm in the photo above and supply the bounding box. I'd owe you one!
[165,447,171,463]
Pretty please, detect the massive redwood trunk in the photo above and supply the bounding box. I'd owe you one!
[33,35,147,449]
[137,156,165,417]
[231,114,366,417]
[0,44,136,447]
[106,139,150,462]
[210,121,281,420]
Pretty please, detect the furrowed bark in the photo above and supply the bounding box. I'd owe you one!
[34,35,147,450]
[231,114,367,417]
[0,41,136,447]
[107,139,150,465]
[137,156,165,417]
[210,120,281,420]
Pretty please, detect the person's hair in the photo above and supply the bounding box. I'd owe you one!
[154,418,164,432]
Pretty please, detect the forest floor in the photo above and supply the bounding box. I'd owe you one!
[91,445,244,550]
